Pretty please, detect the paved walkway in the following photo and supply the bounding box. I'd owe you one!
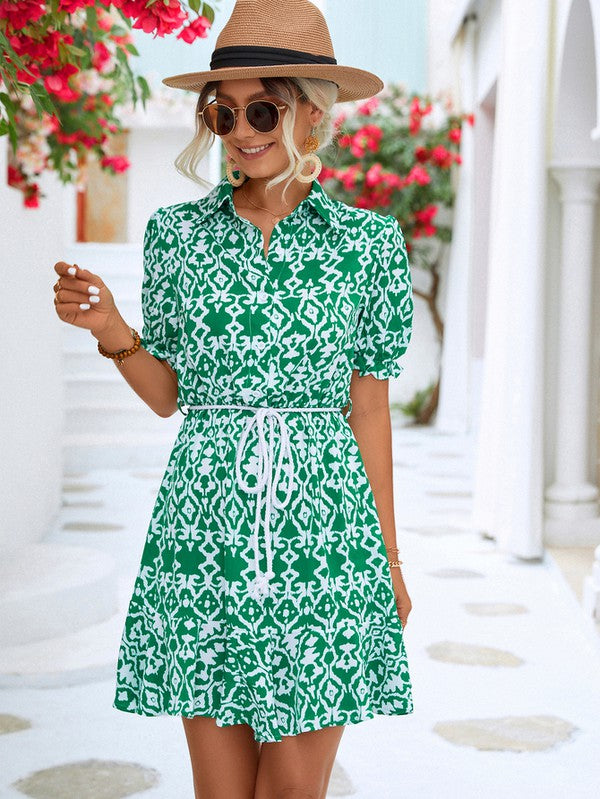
[1,424,600,798]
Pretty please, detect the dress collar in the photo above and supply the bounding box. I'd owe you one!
[195,174,342,229]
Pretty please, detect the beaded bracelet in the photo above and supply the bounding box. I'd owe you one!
[97,327,141,368]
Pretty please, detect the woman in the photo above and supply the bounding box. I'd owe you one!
[52,1,414,796]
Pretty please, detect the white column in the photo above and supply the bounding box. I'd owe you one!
[436,13,476,434]
[545,165,600,520]
[471,0,550,559]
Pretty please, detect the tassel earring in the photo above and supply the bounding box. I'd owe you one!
[295,127,322,183]
[226,153,246,186]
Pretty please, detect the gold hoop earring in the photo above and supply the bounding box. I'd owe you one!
[295,127,322,183]
[226,154,246,186]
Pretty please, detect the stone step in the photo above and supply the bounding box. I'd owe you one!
[0,543,118,648]
[64,402,179,436]
[64,372,146,407]
[0,610,124,689]
[63,428,180,471]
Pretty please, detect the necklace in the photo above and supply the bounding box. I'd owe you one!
[241,183,292,224]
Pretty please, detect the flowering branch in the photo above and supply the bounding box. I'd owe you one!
[0,1,218,206]
[320,83,475,422]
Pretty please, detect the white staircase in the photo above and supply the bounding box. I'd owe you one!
[62,242,182,471]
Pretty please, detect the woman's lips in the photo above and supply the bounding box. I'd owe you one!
[236,142,275,160]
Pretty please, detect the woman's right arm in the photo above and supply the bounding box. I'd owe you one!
[53,260,179,419]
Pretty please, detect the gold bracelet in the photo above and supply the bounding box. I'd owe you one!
[388,559,403,568]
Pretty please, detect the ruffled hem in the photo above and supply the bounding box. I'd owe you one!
[113,697,414,743]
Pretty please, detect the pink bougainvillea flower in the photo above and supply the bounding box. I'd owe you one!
[333,111,347,130]
[414,145,430,163]
[100,155,131,174]
[116,0,188,37]
[92,41,114,73]
[350,123,383,157]
[44,64,81,103]
[59,0,96,11]
[430,144,454,169]
[177,15,211,43]
[357,97,380,116]
[317,166,336,182]
[448,126,461,143]
[0,0,45,30]
[404,164,431,186]
[409,95,432,135]
[364,162,384,188]
[414,205,438,224]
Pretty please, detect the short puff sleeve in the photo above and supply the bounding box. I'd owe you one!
[352,215,414,379]
[139,210,179,371]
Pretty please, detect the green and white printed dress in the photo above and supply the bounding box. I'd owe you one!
[113,174,415,742]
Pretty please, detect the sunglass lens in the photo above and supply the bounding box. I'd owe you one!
[247,101,280,133]
[205,104,235,135]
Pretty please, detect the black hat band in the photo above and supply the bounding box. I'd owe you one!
[210,45,338,70]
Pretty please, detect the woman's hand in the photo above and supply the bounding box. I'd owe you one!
[390,567,412,629]
[52,261,119,335]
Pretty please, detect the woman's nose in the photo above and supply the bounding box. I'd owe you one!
[235,108,256,136]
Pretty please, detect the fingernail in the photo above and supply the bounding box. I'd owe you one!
[68,267,77,276]
[88,285,99,295]
[80,303,90,310]
[88,295,100,303]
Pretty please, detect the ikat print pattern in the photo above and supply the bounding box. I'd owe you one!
[113,175,414,742]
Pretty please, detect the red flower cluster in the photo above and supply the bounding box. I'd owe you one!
[412,204,438,237]
[356,97,380,116]
[414,144,460,169]
[0,1,45,30]
[409,96,432,135]
[114,0,188,37]
[59,0,96,11]
[7,164,41,207]
[7,29,71,84]
[100,154,130,173]
[338,124,383,157]
[44,64,81,103]
[177,14,211,43]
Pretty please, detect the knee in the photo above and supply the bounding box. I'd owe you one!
[275,788,319,799]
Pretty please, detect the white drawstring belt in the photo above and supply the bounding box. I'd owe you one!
[179,402,351,599]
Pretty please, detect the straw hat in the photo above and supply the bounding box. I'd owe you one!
[162,0,384,102]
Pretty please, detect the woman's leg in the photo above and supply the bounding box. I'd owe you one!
[253,725,345,799]
[181,715,260,799]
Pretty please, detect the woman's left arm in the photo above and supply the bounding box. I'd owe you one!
[347,370,412,628]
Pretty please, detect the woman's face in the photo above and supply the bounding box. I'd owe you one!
[212,78,322,178]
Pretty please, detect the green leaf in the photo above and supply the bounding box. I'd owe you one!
[125,43,140,56]
[188,0,201,12]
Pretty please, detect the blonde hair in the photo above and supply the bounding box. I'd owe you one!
[174,76,340,204]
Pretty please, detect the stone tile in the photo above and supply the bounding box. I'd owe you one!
[463,602,529,616]
[420,471,471,479]
[427,567,486,578]
[404,524,468,537]
[61,500,105,509]
[61,522,125,533]
[130,471,164,480]
[426,489,473,498]
[0,713,31,735]
[426,641,524,667]
[12,759,159,799]
[432,714,578,752]
[62,483,103,493]
[327,760,356,796]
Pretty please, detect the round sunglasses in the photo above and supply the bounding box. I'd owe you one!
[199,99,289,136]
